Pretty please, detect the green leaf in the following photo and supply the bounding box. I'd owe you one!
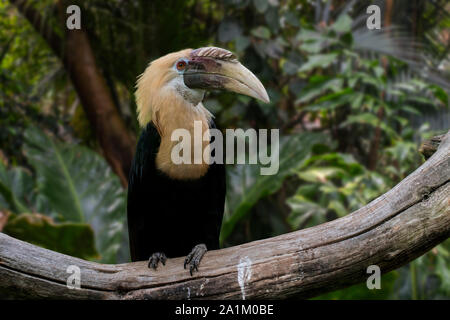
[0,162,31,214]
[4,213,99,260]
[301,152,364,176]
[251,26,271,39]
[23,127,127,263]
[218,19,242,43]
[356,71,384,90]
[328,200,347,217]
[282,58,300,75]
[400,105,422,116]
[330,14,352,34]
[350,93,364,109]
[282,11,299,27]
[348,75,359,88]
[405,95,438,107]
[304,90,354,112]
[394,115,409,127]
[341,112,380,128]
[220,132,327,242]
[429,85,448,106]
[23,131,83,222]
[296,78,344,104]
[264,7,279,33]
[297,167,345,183]
[253,0,268,13]
[296,29,321,42]
[287,194,327,229]
[299,41,323,54]
[235,35,250,52]
[373,66,385,78]
[292,184,320,200]
[298,53,338,73]
[282,52,303,75]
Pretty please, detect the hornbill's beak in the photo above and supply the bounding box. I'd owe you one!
[183,47,270,103]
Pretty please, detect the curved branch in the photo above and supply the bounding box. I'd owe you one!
[0,131,449,300]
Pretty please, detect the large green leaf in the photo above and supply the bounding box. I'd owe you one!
[0,161,53,215]
[4,213,99,260]
[220,132,327,242]
[22,127,127,263]
[0,161,91,258]
[0,162,32,214]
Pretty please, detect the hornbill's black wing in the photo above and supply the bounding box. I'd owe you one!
[127,123,161,261]
[127,121,225,262]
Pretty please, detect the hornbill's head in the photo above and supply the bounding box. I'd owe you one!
[135,47,269,128]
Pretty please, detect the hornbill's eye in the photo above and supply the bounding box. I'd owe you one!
[176,60,187,71]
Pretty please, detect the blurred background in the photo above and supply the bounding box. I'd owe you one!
[0,0,448,299]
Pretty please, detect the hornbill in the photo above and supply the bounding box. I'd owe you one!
[127,47,269,275]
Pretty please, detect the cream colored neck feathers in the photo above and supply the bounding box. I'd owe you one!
[135,49,212,180]
[153,93,212,180]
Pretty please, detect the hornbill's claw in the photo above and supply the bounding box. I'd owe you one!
[148,252,167,270]
[184,244,207,276]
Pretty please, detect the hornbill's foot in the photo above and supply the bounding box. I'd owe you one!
[184,244,207,276]
[148,252,167,270]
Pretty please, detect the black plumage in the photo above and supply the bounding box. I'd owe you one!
[127,121,226,263]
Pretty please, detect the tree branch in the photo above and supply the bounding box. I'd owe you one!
[0,131,449,299]
[419,134,445,159]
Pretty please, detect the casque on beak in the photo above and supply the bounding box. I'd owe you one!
[183,47,270,103]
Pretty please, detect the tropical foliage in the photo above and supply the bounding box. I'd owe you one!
[0,0,448,299]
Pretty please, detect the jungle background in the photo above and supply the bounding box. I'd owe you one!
[0,0,449,299]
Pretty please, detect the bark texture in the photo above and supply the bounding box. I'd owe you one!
[1,132,449,300]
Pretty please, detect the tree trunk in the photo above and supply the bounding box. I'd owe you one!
[10,0,136,186]
[64,29,135,186]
